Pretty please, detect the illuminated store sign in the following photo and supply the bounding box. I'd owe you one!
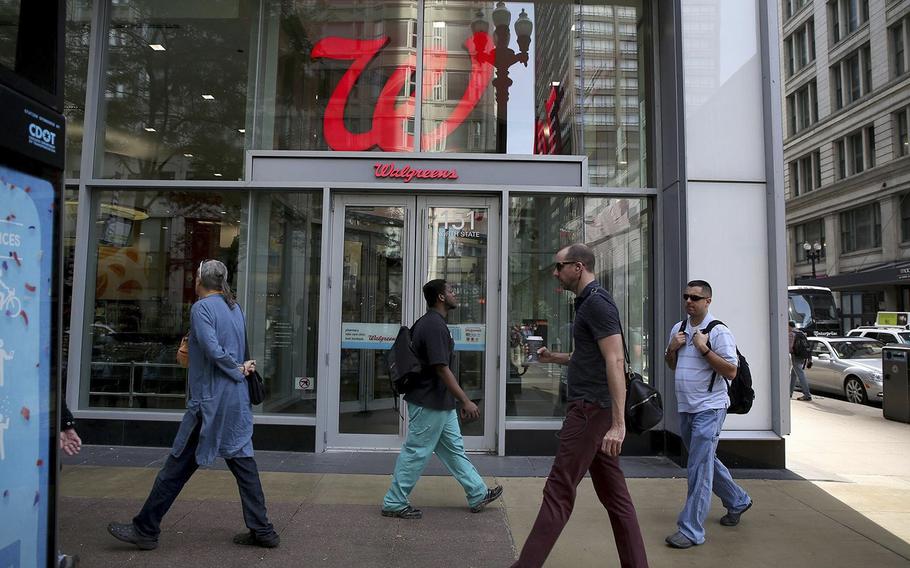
[312,32,494,152]
[373,162,458,182]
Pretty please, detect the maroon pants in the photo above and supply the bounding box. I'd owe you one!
[512,401,649,568]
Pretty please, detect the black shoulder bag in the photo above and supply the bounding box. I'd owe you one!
[592,288,663,434]
[243,321,265,406]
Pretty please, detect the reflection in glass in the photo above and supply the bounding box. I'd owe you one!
[247,192,322,415]
[339,207,405,435]
[425,206,488,436]
[64,0,93,179]
[0,1,22,70]
[99,0,257,180]
[84,190,246,409]
[259,0,418,152]
[507,195,651,419]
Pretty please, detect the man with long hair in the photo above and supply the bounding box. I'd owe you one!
[108,260,279,550]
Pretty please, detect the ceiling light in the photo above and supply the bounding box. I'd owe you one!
[139,232,145,235]
[238,128,245,133]
[570,24,576,31]
[220,211,227,214]
[551,81,560,87]
[144,127,156,132]
[162,226,169,230]
[433,21,446,28]
[201,94,215,100]
[214,173,223,177]
[149,44,166,51]
[183,153,193,158]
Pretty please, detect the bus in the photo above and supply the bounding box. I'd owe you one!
[788,286,842,336]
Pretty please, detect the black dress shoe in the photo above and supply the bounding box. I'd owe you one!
[470,485,504,513]
[107,522,158,550]
[233,530,280,548]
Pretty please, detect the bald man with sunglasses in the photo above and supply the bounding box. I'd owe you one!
[663,280,752,549]
[511,243,648,568]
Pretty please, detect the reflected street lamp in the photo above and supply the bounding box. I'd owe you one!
[472,3,533,153]
[802,241,823,278]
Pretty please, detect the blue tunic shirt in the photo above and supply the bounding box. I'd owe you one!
[170,294,253,466]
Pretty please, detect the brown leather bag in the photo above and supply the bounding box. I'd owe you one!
[176,334,189,368]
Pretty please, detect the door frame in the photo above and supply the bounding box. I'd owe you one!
[324,192,500,451]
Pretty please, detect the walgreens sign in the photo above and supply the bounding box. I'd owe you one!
[373,162,458,182]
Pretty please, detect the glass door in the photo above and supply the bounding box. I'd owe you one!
[326,195,498,451]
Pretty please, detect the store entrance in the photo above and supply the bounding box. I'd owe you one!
[325,194,499,451]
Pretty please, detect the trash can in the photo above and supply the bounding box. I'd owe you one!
[882,346,910,424]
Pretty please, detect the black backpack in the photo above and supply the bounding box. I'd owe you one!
[385,315,427,400]
[682,319,755,415]
[792,330,811,359]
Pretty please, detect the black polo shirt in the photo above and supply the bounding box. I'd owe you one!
[567,281,622,406]
[403,310,457,411]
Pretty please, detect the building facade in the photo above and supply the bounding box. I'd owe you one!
[782,0,910,329]
[58,0,788,465]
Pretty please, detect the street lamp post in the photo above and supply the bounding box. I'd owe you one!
[802,241,823,278]
[472,3,533,154]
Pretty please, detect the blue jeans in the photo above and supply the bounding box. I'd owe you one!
[678,408,750,544]
[790,356,812,398]
[133,418,277,543]
[383,404,488,511]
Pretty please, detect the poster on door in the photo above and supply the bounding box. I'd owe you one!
[0,166,55,568]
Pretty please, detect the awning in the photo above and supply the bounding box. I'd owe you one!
[798,261,910,290]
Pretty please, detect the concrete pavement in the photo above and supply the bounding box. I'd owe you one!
[57,396,910,567]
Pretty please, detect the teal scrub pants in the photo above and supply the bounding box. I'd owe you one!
[382,403,488,511]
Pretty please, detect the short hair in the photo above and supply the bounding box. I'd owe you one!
[561,243,595,271]
[423,279,447,307]
[686,279,712,298]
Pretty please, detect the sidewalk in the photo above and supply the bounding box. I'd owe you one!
[58,445,910,567]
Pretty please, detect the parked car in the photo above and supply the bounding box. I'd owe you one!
[846,326,910,346]
[805,337,883,404]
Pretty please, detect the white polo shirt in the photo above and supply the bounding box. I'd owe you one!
[669,313,739,414]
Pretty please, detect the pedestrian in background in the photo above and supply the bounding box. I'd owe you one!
[788,320,813,401]
[108,260,279,550]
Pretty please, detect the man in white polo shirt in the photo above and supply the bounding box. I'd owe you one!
[663,280,752,549]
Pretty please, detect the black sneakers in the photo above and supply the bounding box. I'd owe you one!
[107,522,158,550]
[470,485,504,513]
[233,530,281,548]
[381,504,424,519]
[720,499,753,526]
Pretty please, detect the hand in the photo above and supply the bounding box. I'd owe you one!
[460,400,480,421]
[601,424,625,457]
[537,347,556,364]
[242,360,257,376]
[668,332,686,353]
[59,429,82,456]
[692,330,709,353]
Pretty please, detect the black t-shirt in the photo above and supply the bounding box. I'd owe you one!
[566,281,622,406]
[403,310,457,411]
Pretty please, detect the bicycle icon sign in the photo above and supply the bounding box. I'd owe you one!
[0,277,22,318]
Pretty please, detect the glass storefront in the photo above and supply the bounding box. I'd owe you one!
[62,0,659,450]
[507,196,651,419]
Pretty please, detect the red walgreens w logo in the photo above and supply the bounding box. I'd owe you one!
[311,32,495,152]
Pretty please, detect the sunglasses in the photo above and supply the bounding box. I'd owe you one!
[682,294,709,302]
[555,260,581,271]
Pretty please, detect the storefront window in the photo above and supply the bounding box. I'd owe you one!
[420,1,652,187]
[246,192,322,415]
[64,0,93,179]
[83,190,246,409]
[98,0,258,180]
[62,188,79,389]
[257,0,419,152]
[506,195,651,419]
